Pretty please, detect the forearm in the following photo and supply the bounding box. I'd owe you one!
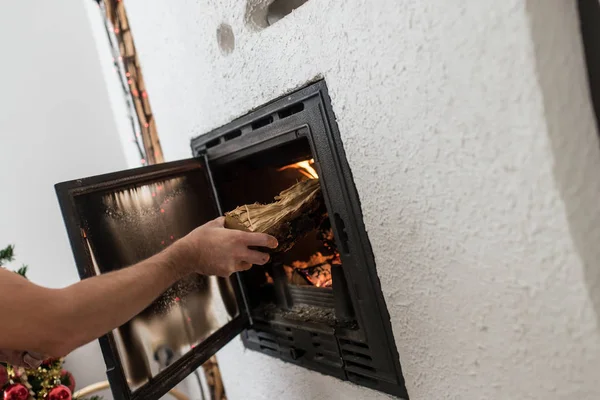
[0,216,276,358]
[0,244,190,357]
[56,246,188,353]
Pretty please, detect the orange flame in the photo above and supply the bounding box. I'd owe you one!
[265,271,274,284]
[284,252,334,288]
[279,159,318,180]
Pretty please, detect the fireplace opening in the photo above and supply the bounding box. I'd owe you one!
[213,137,355,328]
[193,81,408,398]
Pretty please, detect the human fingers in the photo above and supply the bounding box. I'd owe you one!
[239,232,278,249]
[239,249,270,265]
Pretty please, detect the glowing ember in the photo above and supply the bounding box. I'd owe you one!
[278,159,318,180]
[265,271,274,284]
[284,252,334,287]
[318,227,341,265]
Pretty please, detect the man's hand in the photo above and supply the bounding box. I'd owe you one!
[171,217,278,277]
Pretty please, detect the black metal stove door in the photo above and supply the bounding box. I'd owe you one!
[55,158,250,400]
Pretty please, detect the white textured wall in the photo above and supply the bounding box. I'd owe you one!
[0,0,127,392]
[124,0,600,398]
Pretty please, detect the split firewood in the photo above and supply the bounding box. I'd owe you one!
[224,179,327,253]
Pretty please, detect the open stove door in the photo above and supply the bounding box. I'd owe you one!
[55,157,252,400]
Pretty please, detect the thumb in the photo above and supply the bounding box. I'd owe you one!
[210,216,226,227]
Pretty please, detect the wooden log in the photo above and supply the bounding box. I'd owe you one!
[224,179,326,254]
[201,356,227,400]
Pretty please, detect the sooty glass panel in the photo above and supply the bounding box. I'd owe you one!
[75,171,238,391]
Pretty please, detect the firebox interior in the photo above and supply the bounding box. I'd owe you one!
[212,137,344,326]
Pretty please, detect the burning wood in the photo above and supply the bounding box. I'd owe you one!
[224,159,342,289]
[284,252,334,287]
[278,159,319,180]
[265,271,274,284]
[317,221,341,265]
[224,178,326,253]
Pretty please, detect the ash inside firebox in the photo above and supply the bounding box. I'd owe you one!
[255,303,359,329]
[259,303,335,325]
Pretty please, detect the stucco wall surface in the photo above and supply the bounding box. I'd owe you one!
[123,0,600,398]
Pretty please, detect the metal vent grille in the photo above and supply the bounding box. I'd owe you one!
[195,100,306,153]
[288,286,335,308]
[244,323,343,372]
[309,331,342,369]
[339,339,379,384]
[247,323,294,356]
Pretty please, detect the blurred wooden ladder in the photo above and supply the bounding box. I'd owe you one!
[73,380,189,400]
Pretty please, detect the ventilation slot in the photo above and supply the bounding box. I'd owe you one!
[278,102,305,119]
[311,333,341,360]
[267,0,310,26]
[259,344,278,352]
[251,115,273,130]
[246,325,299,356]
[340,339,379,380]
[205,137,221,149]
[339,339,370,355]
[339,338,368,348]
[258,336,277,345]
[258,335,278,351]
[342,350,373,365]
[334,213,350,254]
[308,333,344,369]
[346,360,376,373]
[285,327,294,341]
[223,129,242,141]
[347,372,379,386]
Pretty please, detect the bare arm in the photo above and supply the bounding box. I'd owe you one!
[0,217,277,357]
[0,250,181,357]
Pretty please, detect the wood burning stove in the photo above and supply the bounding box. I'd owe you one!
[55,80,408,399]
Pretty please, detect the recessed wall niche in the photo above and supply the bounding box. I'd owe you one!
[245,0,310,30]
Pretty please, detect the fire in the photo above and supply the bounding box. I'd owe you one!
[318,227,340,265]
[284,252,334,288]
[279,159,318,180]
[265,271,274,284]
